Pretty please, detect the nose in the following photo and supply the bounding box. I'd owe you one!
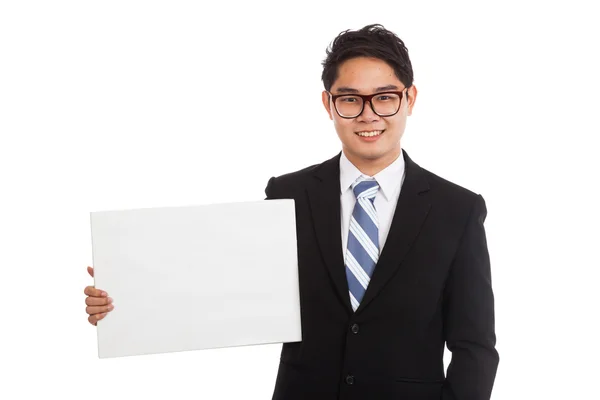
[357,100,379,122]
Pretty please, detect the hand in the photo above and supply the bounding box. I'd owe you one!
[84,266,114,326]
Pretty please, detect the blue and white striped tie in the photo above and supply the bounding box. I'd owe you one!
[345,178,380,312]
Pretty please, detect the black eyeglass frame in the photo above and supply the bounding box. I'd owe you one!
[327,87,409,119]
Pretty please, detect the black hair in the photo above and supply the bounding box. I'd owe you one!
[321,24,414,91]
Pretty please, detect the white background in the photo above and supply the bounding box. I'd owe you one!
[1,0,598,399]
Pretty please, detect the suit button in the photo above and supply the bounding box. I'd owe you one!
[351,323,359,334]
[345,375,355,385]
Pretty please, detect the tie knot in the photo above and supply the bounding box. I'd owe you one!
[352,179,379,200]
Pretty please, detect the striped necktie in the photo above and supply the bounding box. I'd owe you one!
[345,178,380,312]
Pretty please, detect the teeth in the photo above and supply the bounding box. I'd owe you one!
[356,130,382,137]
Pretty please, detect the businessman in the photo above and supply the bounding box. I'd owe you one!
[84,24,499,399]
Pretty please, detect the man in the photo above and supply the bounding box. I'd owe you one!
[84,24,499,399]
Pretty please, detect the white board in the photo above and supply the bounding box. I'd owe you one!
[90,199,301,358]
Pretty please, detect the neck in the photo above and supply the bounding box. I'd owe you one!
[344,146,402,177]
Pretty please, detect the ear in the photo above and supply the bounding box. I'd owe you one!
[322,90,333,120]
[407,85,418,116]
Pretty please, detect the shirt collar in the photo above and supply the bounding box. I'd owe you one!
[339,149,406,202]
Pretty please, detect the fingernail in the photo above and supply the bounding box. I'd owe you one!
[101,291,107,297]
[107,297,113,303]
[108,304,114,311]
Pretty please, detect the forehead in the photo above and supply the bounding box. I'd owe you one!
[332,57,402,92]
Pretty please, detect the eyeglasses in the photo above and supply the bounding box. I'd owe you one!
[328,88,409,119]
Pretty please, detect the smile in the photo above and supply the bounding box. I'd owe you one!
[355,130,384,137]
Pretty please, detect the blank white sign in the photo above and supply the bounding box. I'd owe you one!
[90,199,301,359]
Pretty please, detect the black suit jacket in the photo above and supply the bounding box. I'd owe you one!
[265,150,499,400]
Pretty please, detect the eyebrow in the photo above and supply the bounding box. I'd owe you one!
[335,84,400,94]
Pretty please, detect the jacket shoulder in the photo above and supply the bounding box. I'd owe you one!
[418,165,487,222]
[422,167,479,199]
[264,160,325,199]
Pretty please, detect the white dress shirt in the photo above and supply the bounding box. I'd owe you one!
[340,149,406,258]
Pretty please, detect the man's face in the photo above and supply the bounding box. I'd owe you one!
[322,57,417,165]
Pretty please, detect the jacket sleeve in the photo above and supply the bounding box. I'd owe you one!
[442,194,500,399]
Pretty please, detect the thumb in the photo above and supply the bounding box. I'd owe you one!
[87,266,94,278]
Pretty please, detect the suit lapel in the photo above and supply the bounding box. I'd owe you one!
[356,150,431,314]
[306,152,353,313]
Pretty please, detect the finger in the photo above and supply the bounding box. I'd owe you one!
[86,296,113,306]
[87,266,94,278]
[84,285,107,297]
[88,313,107,326]
[86,304,114,315]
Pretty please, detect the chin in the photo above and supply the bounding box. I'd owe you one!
[351,148,387,161]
